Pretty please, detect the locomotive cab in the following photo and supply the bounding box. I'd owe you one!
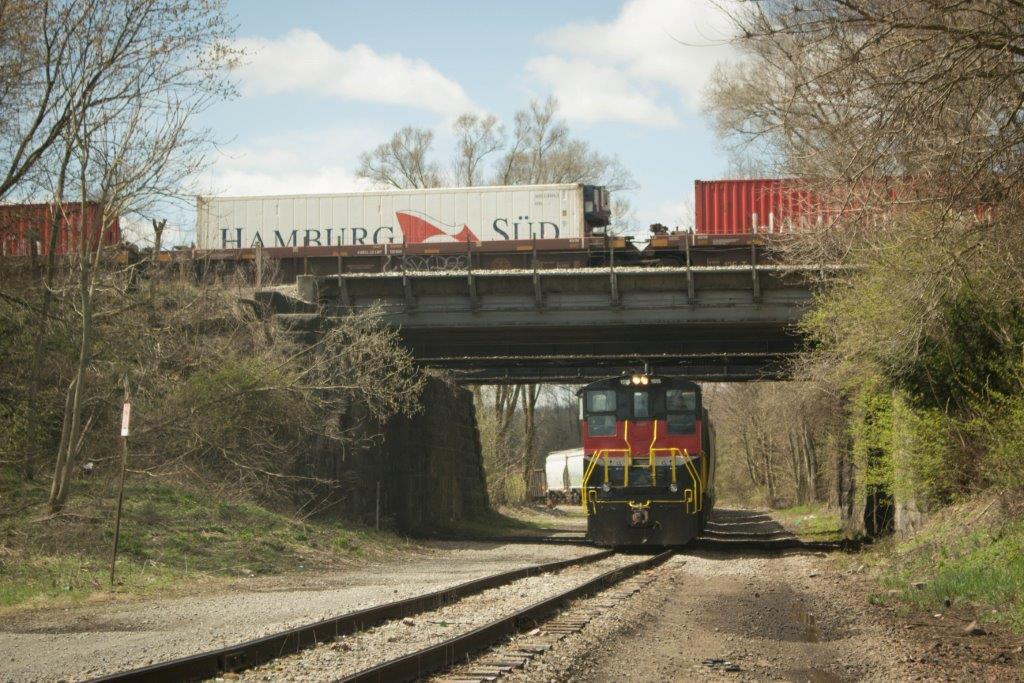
[578,374,715,546]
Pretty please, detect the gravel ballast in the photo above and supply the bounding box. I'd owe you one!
[237,553,637,682]
[0,542,600,683]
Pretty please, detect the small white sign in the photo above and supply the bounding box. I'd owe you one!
[120,403,131,437]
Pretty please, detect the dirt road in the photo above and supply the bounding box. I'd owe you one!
[510,510,1022,682]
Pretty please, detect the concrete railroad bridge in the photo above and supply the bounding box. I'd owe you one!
[266,262,831,384]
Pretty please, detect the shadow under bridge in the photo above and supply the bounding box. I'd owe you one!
[277,264,821,384]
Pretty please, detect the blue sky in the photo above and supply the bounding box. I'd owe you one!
[171,0,735,244]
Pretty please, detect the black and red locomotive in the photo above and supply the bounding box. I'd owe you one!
[578,373,715,546]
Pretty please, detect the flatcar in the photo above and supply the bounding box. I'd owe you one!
[578,373,715,546]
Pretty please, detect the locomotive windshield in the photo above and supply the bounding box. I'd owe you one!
[581,381,699,434]
[632,391,650,419]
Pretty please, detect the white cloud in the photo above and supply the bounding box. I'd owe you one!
[135,126,380,246]
[199,123,384,197]
[640,199,694,231]
[234,29,476,115]
[530,0,736,125]
[526,56,677,127]
[208,163,363,197]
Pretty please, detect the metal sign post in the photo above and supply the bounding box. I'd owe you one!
[110,379,131,588]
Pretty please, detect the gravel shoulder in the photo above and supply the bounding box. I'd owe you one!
[0,542,599,683]
[505,548,1023,682]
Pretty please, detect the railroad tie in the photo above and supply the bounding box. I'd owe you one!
[437,575,656,682]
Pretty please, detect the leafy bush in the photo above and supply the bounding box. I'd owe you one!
[976,383,1024,493]
[0,267,424,512]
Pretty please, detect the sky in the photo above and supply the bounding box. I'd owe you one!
[164,0,736,245]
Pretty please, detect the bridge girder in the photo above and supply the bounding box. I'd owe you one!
[273,265,824,384]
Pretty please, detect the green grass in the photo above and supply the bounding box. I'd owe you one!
[873,499,1024,631]
[441,504,587,538]
[0,467,416,610]
[440,507,550,537]
[772,503,846,541]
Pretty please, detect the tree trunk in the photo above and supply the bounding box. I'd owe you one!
[23,149,72,479]
[802,423,821,502]
[757,424,776,507]
[49,263,93,511]
[520,384,540,491]
[149,218,165,301]
[787,428,803,504]
[48,189,103,513]
[741,428,762,486]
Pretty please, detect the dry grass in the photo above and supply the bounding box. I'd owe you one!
[0,467,420,611]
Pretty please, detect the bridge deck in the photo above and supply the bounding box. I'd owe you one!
[275,265,825,383]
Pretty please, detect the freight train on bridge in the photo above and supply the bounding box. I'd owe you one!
[176,179,830,280]
[0,179,833,279]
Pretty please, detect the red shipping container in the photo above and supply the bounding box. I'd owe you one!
[0,202,120,257]
[694,179,828,235]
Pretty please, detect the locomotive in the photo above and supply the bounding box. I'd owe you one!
[578,373,715,546]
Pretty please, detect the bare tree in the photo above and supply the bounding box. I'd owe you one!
[359,98,635,194]
[708,0,1024,246]
[46,0,238,513]
[706,382,836,508]
[356,127,443,190]
[0,0,83,201]
[496,97,635,191]
[360,98,637,503]
[707,0,1024,413]
[452,113,504,187]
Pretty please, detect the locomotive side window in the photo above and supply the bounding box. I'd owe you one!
[586,390,617,413]
[666,389,697,434]
[633,391,650,419]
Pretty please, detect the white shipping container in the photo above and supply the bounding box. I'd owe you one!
[196,183,596,250]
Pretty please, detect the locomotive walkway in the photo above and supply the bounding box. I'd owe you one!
[266,264,836,382]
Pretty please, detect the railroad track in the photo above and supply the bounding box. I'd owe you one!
[338,550,673,683]
[426,534,593,546]
[427,509,858,552]
[440,532,854,552]
[85,550,615,683]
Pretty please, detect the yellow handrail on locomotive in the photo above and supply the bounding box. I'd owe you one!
[580,447,628,513]
[647,420,658,484]
[582,445,703,514]
[622,420,632,487]
[649,447,702,513]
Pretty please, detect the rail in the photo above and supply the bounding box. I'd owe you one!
[338,549,674,683]
[85,550,615,683]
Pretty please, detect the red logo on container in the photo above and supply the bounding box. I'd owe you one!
[395,211,478,244]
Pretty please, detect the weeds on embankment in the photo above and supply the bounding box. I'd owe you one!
[864,495,1024,632]
[772,503,846,542]
[0,467,417,610]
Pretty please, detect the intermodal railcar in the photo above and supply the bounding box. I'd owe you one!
[578,373,715,546]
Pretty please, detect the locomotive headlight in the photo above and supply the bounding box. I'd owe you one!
[630,375,641,385]
[602,483,611,493]
[669,483,679,493]
[640,375,650,385]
